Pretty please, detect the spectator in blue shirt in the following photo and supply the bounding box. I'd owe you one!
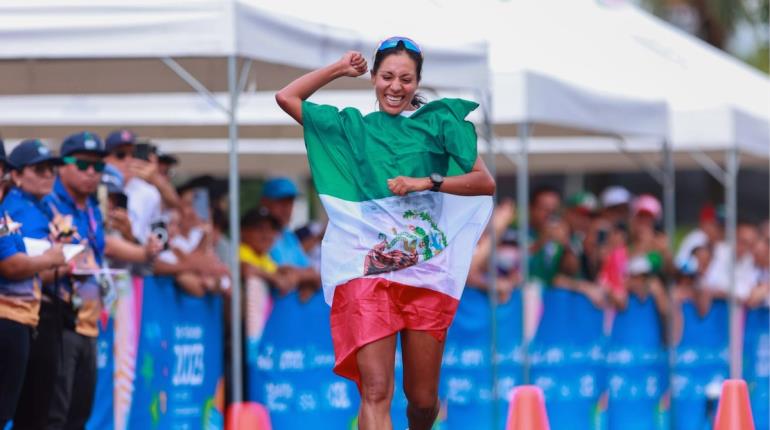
[4,139,60,239]
[35,131,106,429]
[260,177,320,299]
[0,138,66,429]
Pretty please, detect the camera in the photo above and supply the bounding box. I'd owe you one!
[150,221,169,250]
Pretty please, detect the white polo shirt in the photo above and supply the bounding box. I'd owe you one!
[125,177,162,244]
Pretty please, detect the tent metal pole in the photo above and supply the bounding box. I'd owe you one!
[613,138,664,185]
[688,150,727,186]
[227,54,244,403]
[517,123,531,385]
[161,57,228,113]
[662,139,676,430]
[726,146,740,379]
[478,88,500,429]
[237,60,253,96]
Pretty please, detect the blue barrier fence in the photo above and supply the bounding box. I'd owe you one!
[75,280,766,429]
[88,276,225,430]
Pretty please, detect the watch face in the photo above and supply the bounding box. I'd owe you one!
[430,173,443,183]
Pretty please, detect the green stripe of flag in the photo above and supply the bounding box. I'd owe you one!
[302,98,479,202]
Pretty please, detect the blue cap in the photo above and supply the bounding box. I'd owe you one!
[105,129,136,153]
[8,139,61,170]
[60,131,106,157]
[101,164,125,194]
[262,177,299,199]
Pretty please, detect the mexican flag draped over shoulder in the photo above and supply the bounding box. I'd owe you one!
[302,98,493,306]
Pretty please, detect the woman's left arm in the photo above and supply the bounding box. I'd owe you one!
[387,156,496,197]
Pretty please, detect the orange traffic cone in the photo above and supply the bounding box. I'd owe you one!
[506,385,550,430]
[225,402,272,430]
[714,379,755,430]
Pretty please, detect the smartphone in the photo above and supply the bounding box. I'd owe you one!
[133,143,152,161]
[191,187,210,222]
[111,192,128,210]
[150,221,170,250]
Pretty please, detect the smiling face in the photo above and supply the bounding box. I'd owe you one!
[371,52,419,115]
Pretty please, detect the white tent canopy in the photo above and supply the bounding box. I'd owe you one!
[0,0,488,91]
[582,0,770,157]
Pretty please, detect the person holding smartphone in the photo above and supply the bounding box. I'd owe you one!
[104,130,179,249]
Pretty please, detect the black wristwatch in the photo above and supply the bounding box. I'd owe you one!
[429,173,444,192]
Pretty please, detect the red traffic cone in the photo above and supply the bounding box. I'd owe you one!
[714,379,755,430]
[225,402,272,430]
[506,385,550,430]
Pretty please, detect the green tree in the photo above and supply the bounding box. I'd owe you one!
[644,0,763,47]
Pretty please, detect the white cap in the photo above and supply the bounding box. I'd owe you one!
[600,186,632,208]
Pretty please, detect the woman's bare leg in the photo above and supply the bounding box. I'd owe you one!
[401,330,445,430]
[357,334,397,430]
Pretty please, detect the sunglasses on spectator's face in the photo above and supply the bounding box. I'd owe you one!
[30,163,56,176]
[112,150,132,160]
[62,156,105,173]
[377,36,421,54]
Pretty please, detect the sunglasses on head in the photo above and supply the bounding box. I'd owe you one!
[377,36,421,54]
[62,156,105,173]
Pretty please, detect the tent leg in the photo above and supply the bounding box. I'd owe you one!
[479,89,500,429]
[726,146,740,379]
[228,55,244,403]
[662,139,676,430]
[517,123,531,385]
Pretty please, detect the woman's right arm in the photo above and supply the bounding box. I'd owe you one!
[275,51,368,125]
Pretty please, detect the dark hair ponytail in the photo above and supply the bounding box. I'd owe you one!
[372,40,425,108]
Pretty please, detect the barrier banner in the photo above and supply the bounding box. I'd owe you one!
[442,287,523,430]
[88,271,136,430]
[88,314,115,430]
[672,300,728,430]
[744,306,769,429]
[128,276,225,430]
[530,288,606,430]
[605,294,668,430]
[249,290,359,429]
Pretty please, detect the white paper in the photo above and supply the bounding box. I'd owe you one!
[22,238,86,262]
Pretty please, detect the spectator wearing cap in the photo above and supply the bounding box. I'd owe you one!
[610,194,670,312]
[557,192,609,304]
[564,192,598,240]
[675,204,725,269]
[260,177,321,295]
[600,185,633,225]
[104,129,179,246]
[98,165,162,270]
[3,139,61,239]
[0,141,66,429]
[33,131,108,429]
